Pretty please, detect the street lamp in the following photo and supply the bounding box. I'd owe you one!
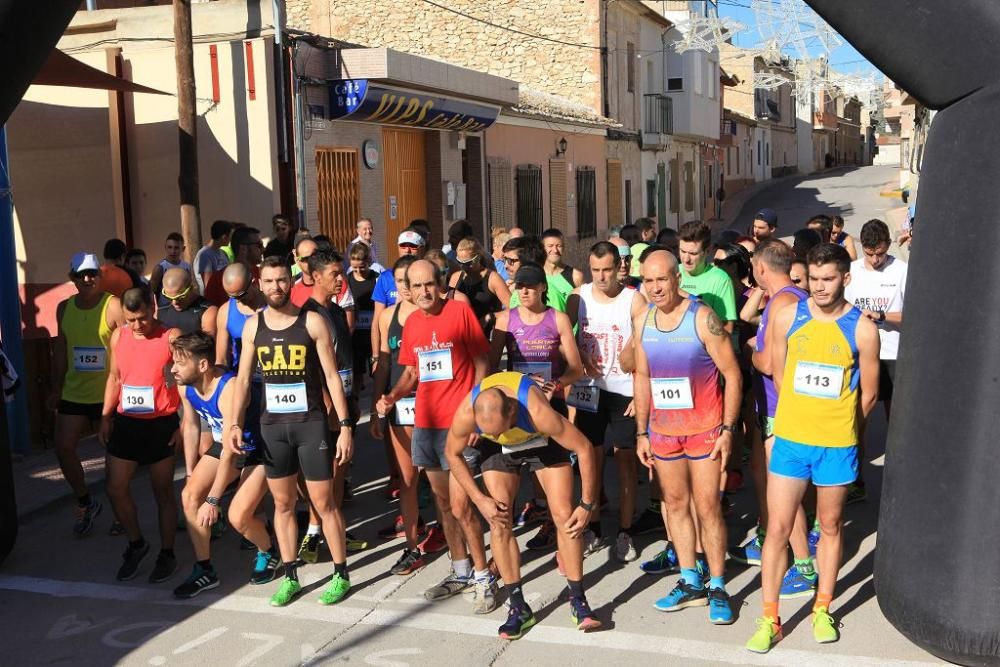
[556,137,568,156]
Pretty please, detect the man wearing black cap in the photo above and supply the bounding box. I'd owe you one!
[751,209,778,244]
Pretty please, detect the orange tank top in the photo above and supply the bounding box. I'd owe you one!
[115,323,179,418]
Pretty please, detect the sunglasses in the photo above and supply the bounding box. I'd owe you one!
[72,270,99,280]
[503,256,520,265]
[161,285,192,302]
[296,254,312,263]
[457,255,479,267]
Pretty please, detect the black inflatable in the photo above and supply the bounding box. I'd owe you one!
[807,2,1000,665]
[0,0,80,565]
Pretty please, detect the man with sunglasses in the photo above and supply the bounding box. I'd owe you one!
[50,252,124,536]
[157,267,217,337]
[204,227,264,306]
[370,228,426,372]
[290,237,319,308]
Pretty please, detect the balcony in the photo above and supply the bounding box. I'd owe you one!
[641,94,673,150]
[717,118,737,146]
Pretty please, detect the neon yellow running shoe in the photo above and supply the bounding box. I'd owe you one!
[318,573,351,605]
[269,577,302,607]
[812,607,839,644]
[746,616,782,654]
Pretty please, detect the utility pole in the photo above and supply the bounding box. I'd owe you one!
[174,0,201,262]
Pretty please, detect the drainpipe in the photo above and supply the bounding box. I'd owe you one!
[86,0,96,10]
[293,44,307,231]
[272,0,288,164]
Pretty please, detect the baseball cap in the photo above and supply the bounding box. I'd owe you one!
[754,208,778,227]
[397,230,425,247]
[70,252,100,274]
[513,263,546,286]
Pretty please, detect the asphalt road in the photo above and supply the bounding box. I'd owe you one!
[1,166,937,667]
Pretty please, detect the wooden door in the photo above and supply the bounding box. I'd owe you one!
[382,128,427,262]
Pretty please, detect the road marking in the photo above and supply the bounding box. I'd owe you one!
[237,632,284,667]
[101,621,172,649]
[46,613,119,640]
[364,647,422,667]
[173,626,228,654]
[4,575,941,666]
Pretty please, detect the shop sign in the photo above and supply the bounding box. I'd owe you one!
[329,79,500,132]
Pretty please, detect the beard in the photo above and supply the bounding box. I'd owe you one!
[266,291,289,309]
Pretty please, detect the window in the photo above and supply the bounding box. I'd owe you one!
[646,60,655,94]
[316,147,361,251]
[736,147,740,174]
[766,144,770,166]
[576,167,597,238]
[606,160,624,229]
[667,77,683,91]
[487,157,514,230]
[549,158,568,232]
[757,140,761,166]
[627,42,635,93]
[726,148,731,176]
[646,179,657,217]
[515,164,543,235]
[694,56,703,95]
[684,161,694,212]
[708,61,717,100]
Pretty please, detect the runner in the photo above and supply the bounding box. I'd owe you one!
[170,332,278,598]
[806,215,833,243]
[491,229,512,281]
[370,229,426,369]
[49,252,123,535]
[263,214,297,263]
[375,259,497,613]
[541,228,584,304]
[214,263,266,369]
[157,267,217,336]
[633,249,741,624]
[193,220,232,295]
[101,239,143,295]
[150,232,192,296]
[731,239,817,602]
[678,221,737,334]
[566,241,648,562]
[347,242,378,393]
[843,218,906,504]
[448,237,510,335]
[489,262,584,547]
[290,236,320,307]
[446,371,602,639]
[830,216,858,261]
[746,243,880,653]
[792,228,823,259]
[99,287,181,582]
[125,249,148,285]
[750,208,778,244]
[228,257,355,608]
[608,237,639,289]
[204,226,263,306]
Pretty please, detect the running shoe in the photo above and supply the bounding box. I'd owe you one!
[630,508,665,536]
[780,565,818,599]
[116,540,150,581]
[812,607,839,643]
[108,520,126,537]
[615,531,637,562]
[73,500,102,537]
[526,520,556,550]
[729,533,763,566]
[846,483,867,505]
[210,514,227,541]
[808,527,821,558]
[498,603,536,640]
[250,549,281,585]
[569,596,602,632]
[173,563,219,599]
[346,532,369,553]
[471,575,499,614]
[515,500,548,527]
[148,551,178,584]
[640,543,680,575]
[582,529,608,558]
[653,580,708,612]
[318,573,351,605]
[390,548,426,575]
[270,577,302,607]
[746,616,782,653]
[418,525,448,554]
[298,533,321,564]
[707,587,735,625]
[424,571,472,601]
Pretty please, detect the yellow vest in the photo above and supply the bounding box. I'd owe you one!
[61,293,113,404]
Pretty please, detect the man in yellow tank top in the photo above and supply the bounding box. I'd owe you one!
[746,243,880,654]
[48,252,122,537]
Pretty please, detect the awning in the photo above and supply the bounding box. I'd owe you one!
[32,48,170,96]
[328,79,500,132]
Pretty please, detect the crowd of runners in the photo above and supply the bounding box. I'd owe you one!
[48,207,906,652]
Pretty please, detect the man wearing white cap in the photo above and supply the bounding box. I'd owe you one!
[48,252,124,536]
[370,228,427,369]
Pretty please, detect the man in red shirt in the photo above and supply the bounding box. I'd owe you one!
[204,227,262,306]
[376,259,496,613]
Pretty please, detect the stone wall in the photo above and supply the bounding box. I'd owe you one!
[286,0,604,114]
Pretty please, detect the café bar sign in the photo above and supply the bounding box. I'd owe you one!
[329,79,500,132]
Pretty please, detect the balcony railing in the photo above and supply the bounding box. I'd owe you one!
[643,94,673,135]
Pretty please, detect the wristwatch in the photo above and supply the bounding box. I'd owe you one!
[205,496,221,507]
[720,424,739,434]
[877,310,886,322]
[578,500,596,512]
[339,418,355,428]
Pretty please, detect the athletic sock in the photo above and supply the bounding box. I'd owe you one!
[709,575,726,591]
[507,582,525,607]
[333,561,349,580]
[763,600,779,622]
[453,557,472,579]
[814,592,833,613]
[794,557,817,579]
[680,567,703,590]
[78,494,92,508]
[197,559,212,570]
[306,524,321,537]
[566,579,585,598]
[284,562,299,582]
[473,568,491,582]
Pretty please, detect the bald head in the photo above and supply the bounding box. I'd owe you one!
[508,227,524,239]
[405,259,437,285]
[162,267,191,294]
[473,387,516,435]
[641,249,679,276]
[222,262,252,296]
[405,259,443,311]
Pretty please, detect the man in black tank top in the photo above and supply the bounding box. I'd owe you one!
[229,258,355,609]
[158,268,217,337]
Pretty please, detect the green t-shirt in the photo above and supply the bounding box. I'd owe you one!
[680,263,737,321]
[509,273,569,313]
[630,243,649,276]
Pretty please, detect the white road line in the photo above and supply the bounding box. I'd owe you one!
[1,575,942,666]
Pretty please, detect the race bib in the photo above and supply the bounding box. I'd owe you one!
[651,377,694,410]
[73,346,106,372]
[793,361,843,400]
[339,369,354,396]
[265,382,308,413]
[512,362,552,382]
[567,384,599,413]
[121,384,154,414]
[395,396,416,426]
[418,348,453,382]
[356,311,374,330]
[203,414,224,443]
[501,435,548,455]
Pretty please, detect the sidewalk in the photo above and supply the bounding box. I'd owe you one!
[12,436,107,520]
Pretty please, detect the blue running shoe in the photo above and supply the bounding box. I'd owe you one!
[729,534,762,566]
[653,579,708,612]
[779,565,817,599]
[808,528,821,558]
[640,543,680,575]
[707,587,735,625]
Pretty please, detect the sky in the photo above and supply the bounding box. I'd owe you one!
[716,0,883,81]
